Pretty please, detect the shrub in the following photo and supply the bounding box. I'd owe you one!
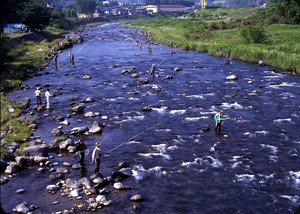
[239,25,268,44]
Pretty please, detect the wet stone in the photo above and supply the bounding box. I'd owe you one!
[16,189,25,194]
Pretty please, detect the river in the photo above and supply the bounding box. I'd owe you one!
[1,22,300,213]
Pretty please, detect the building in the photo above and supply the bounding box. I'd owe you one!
[144,5,187,14]
[1,23,28,34]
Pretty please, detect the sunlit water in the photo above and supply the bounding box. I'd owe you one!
[2,22,300,213]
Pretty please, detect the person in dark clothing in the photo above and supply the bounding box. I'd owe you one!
[76,139,87,166]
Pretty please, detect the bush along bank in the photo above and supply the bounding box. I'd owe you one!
[125,19,300,74]
[0,31,84,92]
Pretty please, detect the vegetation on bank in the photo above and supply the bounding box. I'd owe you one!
[126,8,300,73]
[0,95,36,160]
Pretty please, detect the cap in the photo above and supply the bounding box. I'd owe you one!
[95,142,101,146]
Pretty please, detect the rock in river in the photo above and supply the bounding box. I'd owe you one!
[56,167,70,174]
[226,75,238,80]
[24,144,49,157]
[89,121,103,134]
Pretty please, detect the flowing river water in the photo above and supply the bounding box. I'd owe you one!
[2,22,300,213]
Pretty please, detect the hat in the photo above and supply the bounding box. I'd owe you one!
[37,87,40,90]
[95,142,101,146]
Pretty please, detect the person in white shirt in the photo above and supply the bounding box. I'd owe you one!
[34,87,42,105]
[45,89,51,109]
[92,142,102,176]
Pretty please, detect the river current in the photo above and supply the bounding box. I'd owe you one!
[2,22,300,213]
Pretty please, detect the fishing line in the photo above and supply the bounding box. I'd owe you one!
[107,113,177,154]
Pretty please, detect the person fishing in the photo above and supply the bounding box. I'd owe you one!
[76,139,87,166]
[34,87,42,105]
[225,52,231,64]
[45,89,51,109]
[218,46,223,56]
[150,64,155,79]
[214,111,223,133]
[71,54,75,65]
[92,142,103,176]
[53,54,58,68]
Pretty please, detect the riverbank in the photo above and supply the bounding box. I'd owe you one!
[125,19,300,73]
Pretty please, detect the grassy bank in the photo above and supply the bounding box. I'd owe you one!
[126,18,300,73]
[0,95,37,160]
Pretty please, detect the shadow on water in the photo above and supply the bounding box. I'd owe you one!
[1,22,300,213]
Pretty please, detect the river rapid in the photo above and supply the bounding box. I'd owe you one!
[2,22,300,214]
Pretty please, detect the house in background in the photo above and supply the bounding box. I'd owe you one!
[144,5,187,14]
[1,23,28,34]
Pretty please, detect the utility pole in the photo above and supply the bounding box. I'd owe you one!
[202,0,206,9]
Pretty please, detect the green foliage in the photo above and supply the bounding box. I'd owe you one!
[76,0,96,14]
[1,0,50,29]
[0,145,9,160]
[55,135,68,142]
[239,25,268,44]
[0,95,21,124]
[226,0,266,8]
[128,17,300,73]
[19,142,31,156]
[2,118,32,145]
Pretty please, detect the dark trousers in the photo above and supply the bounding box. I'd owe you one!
[36,96,42,105]
[215,122,222,133]
[94,158,100,175]
[79,151,85,165]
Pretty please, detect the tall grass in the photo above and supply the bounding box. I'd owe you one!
[127,19,300,73]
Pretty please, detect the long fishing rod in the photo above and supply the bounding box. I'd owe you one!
[106,113,177,154]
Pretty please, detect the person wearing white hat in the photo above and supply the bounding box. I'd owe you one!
[34,87,42,105]
[92,142,102,176]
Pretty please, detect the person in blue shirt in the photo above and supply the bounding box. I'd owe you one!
[214,111,223,133]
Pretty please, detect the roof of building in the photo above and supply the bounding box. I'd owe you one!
[146,5,186,8]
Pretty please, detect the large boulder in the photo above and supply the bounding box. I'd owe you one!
[56,167,69,174]
[15,156,28,166]
[71,126,89,135]
[20,98,30,109]
[58,139,74,150]
[89,121,103,134]
[4,165,19,174]
[78,177,92,189]
[72,105,85,112]
[69,35,83,44]
[14,203,30,214]
[81,97,95,103]
[34,105,45,111]
[66,179,82,189]
[51,128,63,136]
[24,144,49,157]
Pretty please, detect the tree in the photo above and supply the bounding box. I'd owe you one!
[76,0,96,15]
[21,0,50,29]
[1,0,50,30]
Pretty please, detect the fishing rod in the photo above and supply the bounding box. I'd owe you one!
[106,113,177,154]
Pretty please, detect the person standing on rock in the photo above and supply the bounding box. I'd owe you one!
[45,89,51,109]
[92,142,102,176]
[76,139,87,166]
[34,87,42,105]
[214,111,223,133]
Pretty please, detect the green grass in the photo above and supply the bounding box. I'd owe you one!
[0,95,35,159]
[126,19,300,73]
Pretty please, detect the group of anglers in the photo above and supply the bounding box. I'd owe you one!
[76,140,103,176]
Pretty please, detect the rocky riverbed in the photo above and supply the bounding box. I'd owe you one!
[1,22,300,214]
